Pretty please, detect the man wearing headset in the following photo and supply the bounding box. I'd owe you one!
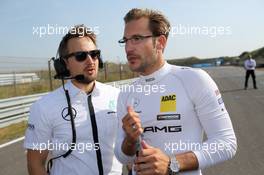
[24,25,122,175]
[114,8,237,175]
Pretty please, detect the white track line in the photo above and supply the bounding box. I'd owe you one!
[0,136,25,149]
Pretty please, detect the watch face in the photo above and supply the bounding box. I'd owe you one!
[170,158,180,172]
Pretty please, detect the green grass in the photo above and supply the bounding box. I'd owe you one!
[0,121,27,144]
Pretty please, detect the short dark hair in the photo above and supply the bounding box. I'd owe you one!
[124,8,170,39]
[58,24,97,58]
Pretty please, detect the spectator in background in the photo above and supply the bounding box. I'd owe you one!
[244,54,257,89]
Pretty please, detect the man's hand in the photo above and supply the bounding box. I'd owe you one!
[134,141,170,175]
[121,106,143,156]
[122,106,143,143]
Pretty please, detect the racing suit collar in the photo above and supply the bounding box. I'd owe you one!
[64,80,100,98]
[139,62,171,84]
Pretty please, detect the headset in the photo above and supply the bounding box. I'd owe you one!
[53,51,104,79]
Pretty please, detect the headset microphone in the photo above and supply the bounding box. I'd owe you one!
[56,74,85,81]
[73,74,85,81]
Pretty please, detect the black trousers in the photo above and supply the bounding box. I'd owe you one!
[244,70,257,88]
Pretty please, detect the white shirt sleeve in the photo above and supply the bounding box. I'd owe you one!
[185,69,237,169]
[244,60,248,69]
[24,101,52,150]
[252,59,256,69]
[114,92,136,164]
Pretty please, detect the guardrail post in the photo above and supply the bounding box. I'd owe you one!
[119,63,122,80]
[13,72,17,96]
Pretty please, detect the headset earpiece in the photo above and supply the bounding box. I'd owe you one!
[98,56,104,69]
[53,57,70,79]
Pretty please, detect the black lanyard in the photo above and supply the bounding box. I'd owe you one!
[88,95,104,175]
[47,91,104,175]
[47,89,77,173]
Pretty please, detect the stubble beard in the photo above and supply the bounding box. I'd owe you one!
[130,52,158,74]
[76,73,97,84]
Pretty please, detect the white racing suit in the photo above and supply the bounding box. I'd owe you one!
[114,62,237,175]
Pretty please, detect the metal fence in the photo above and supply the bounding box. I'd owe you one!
[0,62,136,99]
[0,73,40,86]
[0,93,47,128]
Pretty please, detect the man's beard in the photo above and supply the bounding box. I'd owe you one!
[75,75,96,84]
[129,53,158,73]
[130,61,148,73]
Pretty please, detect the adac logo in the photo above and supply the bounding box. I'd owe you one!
[161,95,176,101]
[160,94,176,112]
[132,98,140,109]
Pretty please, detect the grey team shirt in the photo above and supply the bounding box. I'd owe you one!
[24,81,122,175]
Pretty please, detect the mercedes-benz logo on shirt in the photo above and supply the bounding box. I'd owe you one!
[133,98,140,108]
[61,107,77,121]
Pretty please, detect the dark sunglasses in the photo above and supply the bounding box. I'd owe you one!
[64,49,101,62]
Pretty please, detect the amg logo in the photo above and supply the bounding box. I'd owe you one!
[161,95,176,102]
[144,125,182,133]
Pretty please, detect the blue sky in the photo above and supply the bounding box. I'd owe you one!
[0,0,263,71]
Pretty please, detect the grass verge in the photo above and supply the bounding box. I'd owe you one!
[0,121,27,145]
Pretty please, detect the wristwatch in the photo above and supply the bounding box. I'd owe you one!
[168,156,180,175]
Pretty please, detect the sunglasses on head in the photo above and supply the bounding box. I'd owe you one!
[64,49,101,62]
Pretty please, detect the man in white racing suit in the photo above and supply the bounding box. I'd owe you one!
[114,8,237,175]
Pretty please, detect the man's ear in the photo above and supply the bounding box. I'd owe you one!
[156,35,167,52]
